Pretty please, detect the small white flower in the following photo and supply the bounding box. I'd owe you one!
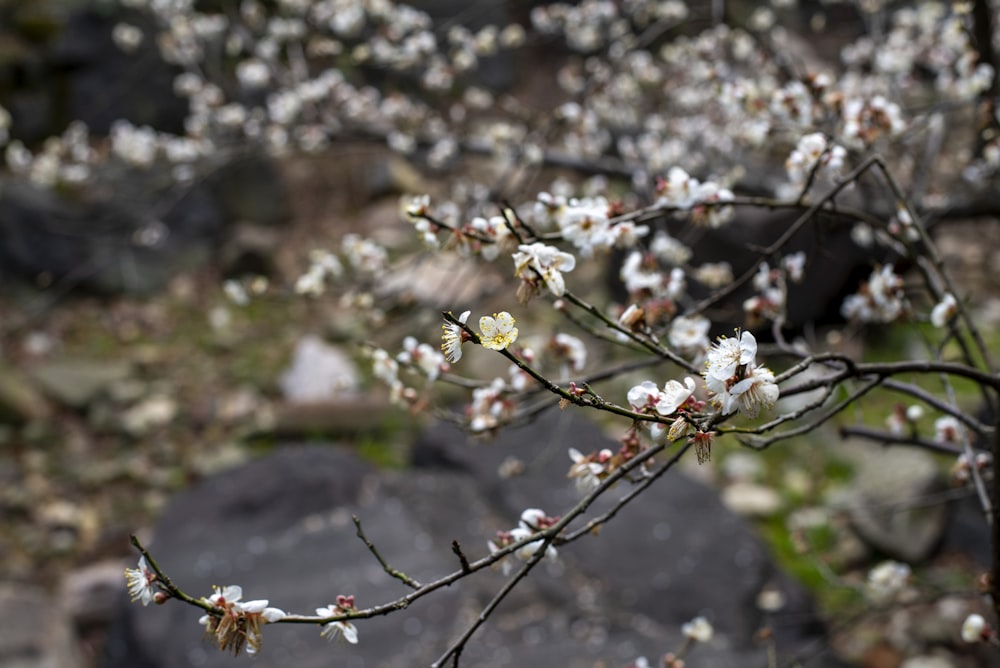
[961,613,988,643]
[704,330,758,381]
[655,377,696,417]
[730,366,780,418]
[935,415,964,444]
[441,310,471,363]
[567,448,609,493]
[112,23,144,52]
[370,349,399,387]
[404,194,431,218]
[841,265,907,323]
[931,293,958,328]
[693,262,733,288]
[782,252,806,283]
[668,315,711,355]
[509,526,558,564]
[512,242,576,297]
[866,560,911,603]
[398,336,445,381]
[519,508,557,531]
[627,380,661,411]
[124,556,157,606]
[317,609,359,644]
[549,333,587,373]
[479,312,519,351]
[618,303,646,330]
[236,58,271,89]
[681,616,714,643]
[317,596,359,644]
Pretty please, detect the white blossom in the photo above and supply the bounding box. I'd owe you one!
[441,310,471,363]
[961,613,988,643]
[681,616,714,643]
[866,560,911,603]
[931,293,957,328]
[655,377,696,417]
[124,556,157,606]
[513,243,577,297]
[479,312,519,351]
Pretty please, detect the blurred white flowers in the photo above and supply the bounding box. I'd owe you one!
[931,293,957,328]
[865,560,911,603]
[681,615,714,643]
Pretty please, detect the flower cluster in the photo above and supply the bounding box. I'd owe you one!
[952,451,991,485]
[397,336,447,383]
[742,253,805,324]
[841,264,908,323]
[567,447,614,494]
[533,192,648,257]
[702,331,779,419]
[627,377,697,419]
[487,508,559,575]
[198,585,286,656]
[654,167,735,228]
[785,133,847,190]
[467,377,514,433]
[512,242,577,300]
[440,310,518,365]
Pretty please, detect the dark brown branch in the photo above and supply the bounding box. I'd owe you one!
[451,540,472,574]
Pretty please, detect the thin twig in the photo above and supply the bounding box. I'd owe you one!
[451,540,472,573]
[353,515,422,590]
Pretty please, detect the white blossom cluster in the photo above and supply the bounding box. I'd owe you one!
[702,331,779,419]
[654,167,735,228]
[487,508,559,575]
[94,1,1000,662]
[841,264,908,323]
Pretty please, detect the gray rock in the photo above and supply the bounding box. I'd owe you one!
[103,413,846,668]
[62,560,130,628]
[842,447,948,563]
[414,411,837,663]
[0,363,53,424]
[29,359,133,409]
[0,582,84,668]
[278,336,359,403]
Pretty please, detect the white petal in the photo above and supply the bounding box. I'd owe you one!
[262,607,286,622]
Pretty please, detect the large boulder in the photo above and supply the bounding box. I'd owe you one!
[103,411,845,667]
